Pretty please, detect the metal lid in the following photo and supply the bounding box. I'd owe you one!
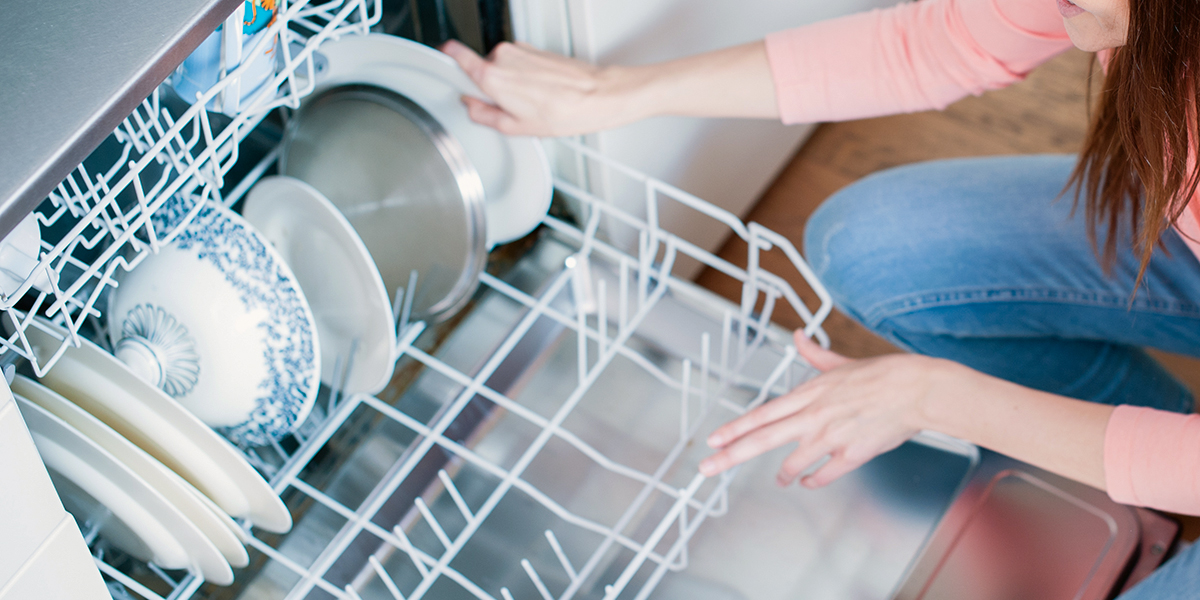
[280,84,487,322]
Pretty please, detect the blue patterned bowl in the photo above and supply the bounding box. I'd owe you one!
[107,198,320,446]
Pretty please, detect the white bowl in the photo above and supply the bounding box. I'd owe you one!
[107,197,320,446]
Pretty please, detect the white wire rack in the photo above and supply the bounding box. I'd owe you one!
[25,5,839,596]
[83,134,833,600]
[4,0,381,377]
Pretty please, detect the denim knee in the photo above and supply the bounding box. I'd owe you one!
[803,166,923,326]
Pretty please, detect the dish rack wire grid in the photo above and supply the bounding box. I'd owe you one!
[22,9,838,600]
[3,0,381,377]
[89,130,834,600]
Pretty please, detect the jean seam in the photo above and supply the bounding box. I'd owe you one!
[861,285,1200,328]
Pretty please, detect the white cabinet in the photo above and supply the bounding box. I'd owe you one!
[511,0,903,276]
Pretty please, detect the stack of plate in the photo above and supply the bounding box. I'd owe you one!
[16,321,294,584]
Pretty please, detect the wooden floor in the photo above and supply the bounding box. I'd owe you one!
[696,48,1200,397]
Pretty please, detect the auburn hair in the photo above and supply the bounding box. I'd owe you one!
[1067,0,1200,285]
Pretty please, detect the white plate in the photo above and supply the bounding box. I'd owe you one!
[243,176,397,395]
[25,320,293,533]
[314,34,553,247]
[12,375,249,572]
[14,395,230,581]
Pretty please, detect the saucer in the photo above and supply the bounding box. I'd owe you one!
[243,176,397,395]
[15,395,227,579]
[313,34,553,247]
[26,319,293,533]
[13,375,249,572]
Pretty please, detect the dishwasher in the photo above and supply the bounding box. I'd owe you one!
[0,1,1181,599]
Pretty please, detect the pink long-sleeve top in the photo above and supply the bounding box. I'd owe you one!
[766,0,1200,514]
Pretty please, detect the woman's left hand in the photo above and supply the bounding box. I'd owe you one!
[698,330,952,488]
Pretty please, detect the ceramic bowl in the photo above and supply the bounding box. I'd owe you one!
[107,196,320,446]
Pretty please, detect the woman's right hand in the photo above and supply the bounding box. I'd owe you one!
[440,40,642,137]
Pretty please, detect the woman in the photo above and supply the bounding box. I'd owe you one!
[442,0,1200,595]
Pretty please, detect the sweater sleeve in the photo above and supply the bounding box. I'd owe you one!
[1105,405,1200,515]
[765,0,1073,124]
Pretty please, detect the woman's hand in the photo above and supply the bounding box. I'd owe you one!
[440,40,640,137]
[698,331,953,488]
[440,39,779,137]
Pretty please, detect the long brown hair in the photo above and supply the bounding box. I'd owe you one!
[1068,0,1200,284]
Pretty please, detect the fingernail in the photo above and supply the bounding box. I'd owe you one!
[776,477,788,488]
[707,434,723,448]
[698,461,715,476]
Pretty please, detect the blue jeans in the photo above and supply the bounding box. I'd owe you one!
[802,155,1200,598]
[803,155,1200,412]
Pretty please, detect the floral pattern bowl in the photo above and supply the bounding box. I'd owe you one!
[107,197,320,446]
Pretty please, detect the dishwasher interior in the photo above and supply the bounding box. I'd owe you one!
[1,1,1175,599]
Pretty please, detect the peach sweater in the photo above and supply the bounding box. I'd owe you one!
[765,0,1200,514]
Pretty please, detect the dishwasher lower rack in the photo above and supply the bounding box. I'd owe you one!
[83,137,836,600]
[4,0,381,377]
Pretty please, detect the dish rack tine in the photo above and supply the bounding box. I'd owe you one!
[368,555,408,600]
[575,276,587,383]
[328,352,345,411]
[700,332,711,411]
[391,525,431,578]
[392,285,405,335]
[94,558,169,600]
[596,278,607,357]
[544,530,578,581]
[413,497,453,549]
[400,270,419,333]
[618,257,629,333]
[679,359,691,443]
[674,508,689,571]
[521,559,555,600]
[437,469,474,521]
[500,588,516,600]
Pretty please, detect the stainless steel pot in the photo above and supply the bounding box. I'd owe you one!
[280,83,487,323]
